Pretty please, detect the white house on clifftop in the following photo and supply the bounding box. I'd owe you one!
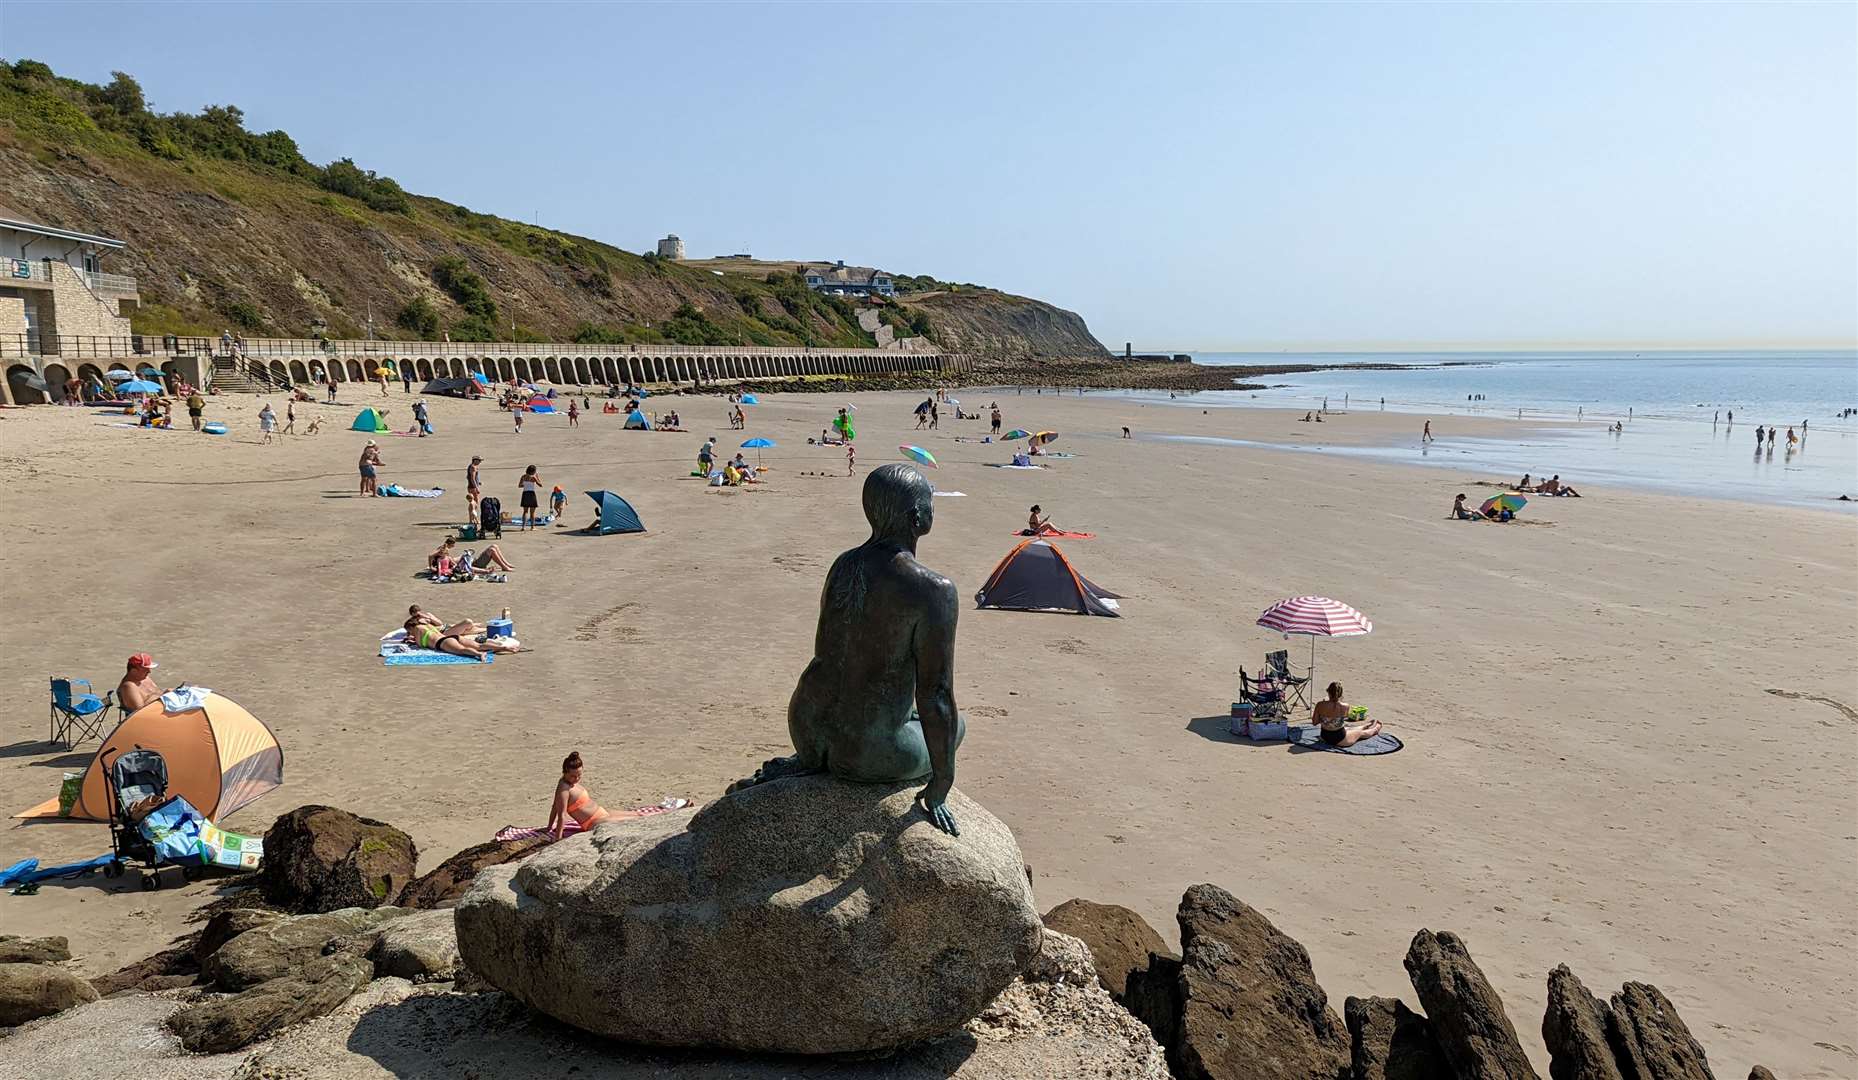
[802,262,894,298]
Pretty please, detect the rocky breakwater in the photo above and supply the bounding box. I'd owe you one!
[454,772,1044,1055]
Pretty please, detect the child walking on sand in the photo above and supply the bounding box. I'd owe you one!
[514,409,524,436]
[550,485,567,522]
[846,442,856,475]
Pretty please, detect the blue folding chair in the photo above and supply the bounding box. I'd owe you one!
[50,677,115,749]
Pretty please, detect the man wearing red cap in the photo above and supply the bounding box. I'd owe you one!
[117,654,163,714]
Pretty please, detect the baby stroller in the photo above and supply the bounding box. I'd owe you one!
[478,495,503,540]
[101,746,207,890]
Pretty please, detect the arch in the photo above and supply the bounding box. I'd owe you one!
[345,360,364,382]
[7,363,47,404]
[76,362,104,394]
[41,362,70,402]
[600,358,616,384]
[513,358,532,383]
[289,360,310,384]
[573,357,589,384]
[464,356,483,375]
[268,360,289,384]
[308,360,326,383]
[496,358,514,382]
[542,357,560,384]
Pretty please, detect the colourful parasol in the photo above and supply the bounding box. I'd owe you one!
[1002,429,1033,441]
[899,445,938,469]
[1479,493,1528,516]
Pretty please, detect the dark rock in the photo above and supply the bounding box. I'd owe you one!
[1606,982,1716,1080]
[0,962,99,1026]
[398,836,549,910]
[1042,898,1173,1002]
[0,935,71,965]
[167,947,374,1053]
[1124,951,1183,1053]
[1345,995,1449,1080]
[1404,929,1541,1080]
[195,907,286,963]
[1544,964,1625,1080]
[1746,1068,1776,1080]
[204,907,408,990]
[260,805,417,913]
[1167,883,1350,1080]
[456,775,1042,1055]
[89,940,200,997]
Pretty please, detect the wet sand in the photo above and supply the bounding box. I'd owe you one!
[1,389,1852,1077]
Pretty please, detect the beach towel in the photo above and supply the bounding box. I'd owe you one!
[160,686,213,712]
[493,798,694,842]
[933,491,968,497]
[380,629,493,665]
[378,484,445,498]
[1290,728,1404,756]
[985,463,1049,470]
[1013,530,1095,539]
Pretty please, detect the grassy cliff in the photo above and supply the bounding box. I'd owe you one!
[0,60,1108,359]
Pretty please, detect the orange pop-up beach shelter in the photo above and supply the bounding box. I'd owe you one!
[16,694,282,822]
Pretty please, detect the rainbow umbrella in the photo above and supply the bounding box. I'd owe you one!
[899,445,938,469]
[1479,493,1528,517]
[1002,429,1033,441]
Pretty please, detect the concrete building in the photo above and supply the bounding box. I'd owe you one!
[801,262,894,298]
[0,208,147,404]
[656,234,686,260]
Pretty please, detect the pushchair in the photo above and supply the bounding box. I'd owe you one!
[101,746,207,890]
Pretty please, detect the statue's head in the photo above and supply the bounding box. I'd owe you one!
[863,463,934,541]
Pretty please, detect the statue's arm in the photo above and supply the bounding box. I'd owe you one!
[913,573,960,835]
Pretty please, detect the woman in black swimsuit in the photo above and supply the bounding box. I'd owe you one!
[1311,681,1382,747]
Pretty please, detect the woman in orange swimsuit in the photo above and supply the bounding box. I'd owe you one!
[548,751,609,840]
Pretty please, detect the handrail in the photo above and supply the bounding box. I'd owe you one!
[1,332,942,361]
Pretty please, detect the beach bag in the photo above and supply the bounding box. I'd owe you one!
[478,496,502,535]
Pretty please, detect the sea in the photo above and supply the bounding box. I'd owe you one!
[1110,350,1858,512]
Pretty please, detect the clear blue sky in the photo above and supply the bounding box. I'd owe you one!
[7,2,1854,350]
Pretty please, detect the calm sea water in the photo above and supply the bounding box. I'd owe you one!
[1113,351,1858,511]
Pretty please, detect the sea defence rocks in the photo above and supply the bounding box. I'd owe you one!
[455,773,1043,1055]
[1543,964,1626,1080]
[399,834,551,909]
[0,934,71,965]
[0,961,99,1026]
[1041,897,1172,1002]
[204,906,408,991]
[1124,883,1350,1080]
[1346,995,1449,1080]
[1606,982,1716,1080]
[261,805,417,912]
[1406,929,1541,1080]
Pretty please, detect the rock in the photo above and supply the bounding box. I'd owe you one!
[1345,995,1449,1080]
[260,805,418,913]
[0,961,100,1027]
[1042,897,1172,1001]
[195,907,285,963]
[1606,982,1716,1080]
[1543,965,1625,1080]
[456,774,1042,1055]
[1124,950,1183,1053]
[90,940,200,997]
[367,909,460,982]
[399,835,550,909]
[1746,1068,1776,1080]
[1024,927,1098,985]
[168,947,374,1054]
[1405,929,1541,1080]
[0,934,71,964]
[1161,884,1350,1080]
[204,906,408,990]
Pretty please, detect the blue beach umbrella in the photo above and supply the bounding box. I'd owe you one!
[741,436,775,466]
[118,379,163,395]
[471,371,491,385]
[740,393,760,405]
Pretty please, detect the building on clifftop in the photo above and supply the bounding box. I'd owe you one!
[802,261,894,298]
[656,234,686,260]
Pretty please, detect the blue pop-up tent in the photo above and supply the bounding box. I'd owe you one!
[624,410,650,430]
[584,490,645,534]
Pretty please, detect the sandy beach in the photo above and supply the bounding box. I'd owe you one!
[1,389,1852,1077]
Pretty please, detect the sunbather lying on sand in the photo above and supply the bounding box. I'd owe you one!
[1537,475,1581,497]
[429,536,515,573]
[403,605,521,658]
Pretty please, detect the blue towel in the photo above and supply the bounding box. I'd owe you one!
[1,854,117,886]
[382,649,490,666]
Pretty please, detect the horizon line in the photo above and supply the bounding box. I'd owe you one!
[1137,343,1858,356]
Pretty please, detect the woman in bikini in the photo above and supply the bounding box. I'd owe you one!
[546,752,684,840]
[1024,504,1055,536]
[403,605,521,659]
[1311,681,1382,748]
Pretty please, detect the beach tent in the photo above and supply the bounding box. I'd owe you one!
[584,490,645,534]
[974,539,1122,617]
[525,398,556,414]
[624,410,650,430]
[351,408,390,432]
[423,377,480,399]
[16,694,282,822]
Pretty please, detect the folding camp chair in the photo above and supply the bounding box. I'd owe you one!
[50,677,115,748]
[1238,667,1288,721]
[1265,650,1312,709]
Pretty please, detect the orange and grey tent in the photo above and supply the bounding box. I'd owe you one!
[974,538,1123,617]
[16,693,282,822]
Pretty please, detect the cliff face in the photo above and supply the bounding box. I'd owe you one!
[899,290,1109,361]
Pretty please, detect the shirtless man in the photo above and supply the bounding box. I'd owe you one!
[117,653,163,714]
[732,464,963,835]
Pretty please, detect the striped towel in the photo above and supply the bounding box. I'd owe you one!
[493,799,692,843]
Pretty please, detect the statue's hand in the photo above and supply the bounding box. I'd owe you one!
[915,777,959,837]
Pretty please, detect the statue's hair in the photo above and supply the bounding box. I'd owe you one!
[862,463,930,539]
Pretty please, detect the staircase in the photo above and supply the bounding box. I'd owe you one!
[210,357,289,394]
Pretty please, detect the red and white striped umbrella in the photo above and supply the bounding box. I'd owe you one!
[1255,596,1373,637]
